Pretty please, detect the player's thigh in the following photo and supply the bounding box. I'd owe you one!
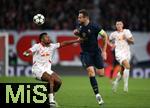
[32,63,53,79]
[122,59,130,69]
[96,68,105,76]
[41,72,53,82]
[86,66,95,77]
[32,66,47,80]
[80,52,94,68]
[116,53,126,65]
[118,53,131,69]
[41,69,56,82]
[51,72,62,84]
[93,52,104,69]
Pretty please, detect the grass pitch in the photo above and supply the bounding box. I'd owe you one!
[0,76,150,108]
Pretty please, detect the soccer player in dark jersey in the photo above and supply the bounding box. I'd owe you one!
[73,9,108,105]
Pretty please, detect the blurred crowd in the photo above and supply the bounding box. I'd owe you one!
[0,0,149,31]
[99,0,150,31]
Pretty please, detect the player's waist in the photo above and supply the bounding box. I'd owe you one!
[80,50,101,55]
[33,60,52,64]
[115,49,130,55]
[81,47,100,52]
[115,47,130,51]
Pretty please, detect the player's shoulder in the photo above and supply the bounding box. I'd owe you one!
[50,43,55,47]
[50,43,60,47]
[33,43,40,47]
[30,43,40,51]
[50,43,59,46]
[89,22,100,28]
[89,23,102,32]
[123,29,131,33]
[110,31,117,35]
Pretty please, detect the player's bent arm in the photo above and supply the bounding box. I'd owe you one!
[99,29,108,52]
[23,50,32,57]
[126,37,134,44]
[107,40,116,49]
[59,38,82,48]
[73,29,80,36]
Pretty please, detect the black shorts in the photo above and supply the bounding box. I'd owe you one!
[80,52,104,69]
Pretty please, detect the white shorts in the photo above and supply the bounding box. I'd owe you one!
[32,63,53,80]
[115,51,131,65]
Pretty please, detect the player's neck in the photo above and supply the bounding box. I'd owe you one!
[40,42,49,47]
[40,42,45,46]
[84,20,90,26]
[117,29,123,32]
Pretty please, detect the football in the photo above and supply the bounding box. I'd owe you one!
[33,14,45,25]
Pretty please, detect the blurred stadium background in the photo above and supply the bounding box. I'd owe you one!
[0,0,150,107]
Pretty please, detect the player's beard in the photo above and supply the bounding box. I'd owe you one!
[78,20,84,25]
[79,22,84,25]
[44,40,50,45]
[46,41,50,45]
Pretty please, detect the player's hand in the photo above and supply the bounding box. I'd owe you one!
[73,29,80,36]
[111,44,116,49]
[102,51,107,60]
[23,51,30,57]
[108,42,116,49]
[118,34,126,41]
[122,35,126,40]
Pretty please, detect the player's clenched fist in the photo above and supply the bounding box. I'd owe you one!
[73,29,80,36]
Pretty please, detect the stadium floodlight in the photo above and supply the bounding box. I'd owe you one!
[0,33,9,76]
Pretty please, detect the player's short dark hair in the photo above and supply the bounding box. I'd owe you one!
[115,19,127,28]
[116,19,124,23]
[79,9,89,17]
[39,32,47,42]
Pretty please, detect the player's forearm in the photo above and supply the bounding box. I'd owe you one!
[60,39,81,47]
[101,32,108,51]
[107,40,113,47]
[127,37,134,44]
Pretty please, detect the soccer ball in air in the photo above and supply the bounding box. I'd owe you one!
[33,14,45,25]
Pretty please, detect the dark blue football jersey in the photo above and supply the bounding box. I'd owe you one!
[77,23,102,53]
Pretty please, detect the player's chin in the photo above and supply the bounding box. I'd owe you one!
[46,41,50,44]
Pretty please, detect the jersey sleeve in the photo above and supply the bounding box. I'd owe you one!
[125,29,133,38]
[29,44,39,53]
[109,33,113,41]
[51,43,60,50]
[93,24,105,36]
[109,33,115,44]
[95,24,102,34]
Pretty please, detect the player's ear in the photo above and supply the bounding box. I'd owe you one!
[41,37,45,42]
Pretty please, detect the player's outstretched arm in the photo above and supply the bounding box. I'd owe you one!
[99,29,108,60]
[23,50,32,57]
[60,38,83,48]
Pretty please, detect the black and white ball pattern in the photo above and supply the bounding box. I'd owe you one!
[33,14,45,25]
